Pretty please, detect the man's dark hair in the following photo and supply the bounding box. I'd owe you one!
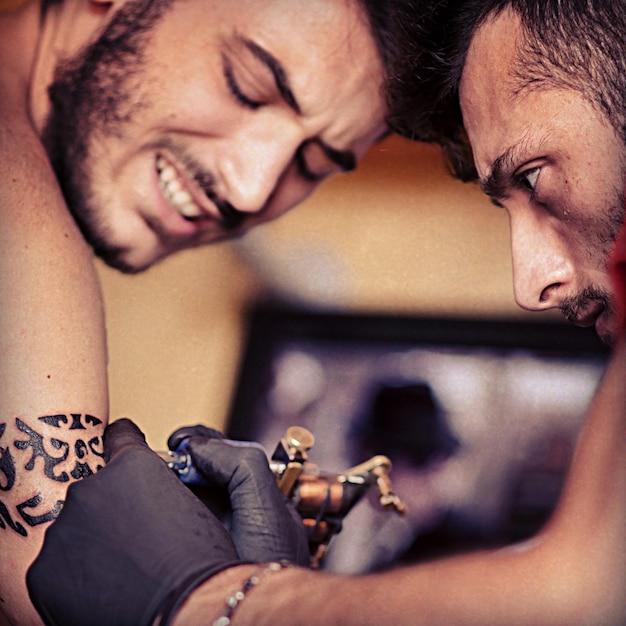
[388,0,626,182]
[357,0,425,131]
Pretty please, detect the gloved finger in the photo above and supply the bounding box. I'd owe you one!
[167,428,266,537]
[103,417,149,462]
[167,424,224,452]
[185,437,310,566]
[185,436,274,488]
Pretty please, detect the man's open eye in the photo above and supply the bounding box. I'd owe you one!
[521,167,540,192]
[223,56,262,110]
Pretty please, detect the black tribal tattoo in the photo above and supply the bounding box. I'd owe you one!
[0,414,104,537]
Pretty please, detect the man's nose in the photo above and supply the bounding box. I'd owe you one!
[219,120,303,215]
[510,210,574,311]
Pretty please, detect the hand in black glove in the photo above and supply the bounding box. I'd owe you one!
[27,418,244,626]
[168,425,310,567]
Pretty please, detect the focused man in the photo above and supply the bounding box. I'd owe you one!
[392,0,625,344]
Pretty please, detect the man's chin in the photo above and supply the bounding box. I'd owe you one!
[595,311,618,347]
[93,244,155,274]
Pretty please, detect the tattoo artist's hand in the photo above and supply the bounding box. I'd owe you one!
[27,418,244,626]
[168,425,310,567]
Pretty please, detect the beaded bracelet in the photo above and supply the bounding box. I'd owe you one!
[212,562,289,626]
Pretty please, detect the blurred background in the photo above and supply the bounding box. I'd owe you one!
[99,136,542,445]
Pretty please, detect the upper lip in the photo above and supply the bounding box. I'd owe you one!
[567,299,605,328]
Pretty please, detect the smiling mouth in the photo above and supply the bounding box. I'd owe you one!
[156,156,206,221]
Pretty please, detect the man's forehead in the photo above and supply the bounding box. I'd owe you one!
[228,0,384,103]
[460,8,524,118]
[459,8,526,176]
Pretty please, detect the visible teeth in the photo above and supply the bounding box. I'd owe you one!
[168,178,182,193]
[157,156,203,219]
[179,202,201,218]
[160,166,177,183]
[172,189,192,205]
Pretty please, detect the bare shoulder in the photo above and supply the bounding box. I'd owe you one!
[0,106,77,225]
[0,101,101,306]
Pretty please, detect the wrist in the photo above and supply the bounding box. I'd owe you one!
[156,560,246,626]
[168,565,259,626]
[170,563,311,626]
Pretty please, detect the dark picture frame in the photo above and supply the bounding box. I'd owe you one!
[226,306,609,574]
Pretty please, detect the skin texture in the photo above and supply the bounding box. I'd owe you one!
[4,2,624,625]
[0,0,387,622]
[459,8,625,346]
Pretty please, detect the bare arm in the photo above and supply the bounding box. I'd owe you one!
[0,114,109,624]
[175,336,625,626]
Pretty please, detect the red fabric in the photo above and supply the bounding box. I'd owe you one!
[610,186,626,334]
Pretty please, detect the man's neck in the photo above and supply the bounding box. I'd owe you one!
[0,0,45,129]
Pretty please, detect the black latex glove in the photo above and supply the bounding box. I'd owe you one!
[168,425,310,567]
[27,419,244,626]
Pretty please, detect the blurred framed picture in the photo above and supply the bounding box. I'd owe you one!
[226,306,608,574]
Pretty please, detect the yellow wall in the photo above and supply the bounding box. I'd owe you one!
[97,244,261,449]
[98,136,557,449]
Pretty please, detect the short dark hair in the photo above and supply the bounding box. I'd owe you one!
[357,0,429,130]
[388,0,626,182]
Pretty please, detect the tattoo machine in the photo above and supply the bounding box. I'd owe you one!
[159,425,407,569]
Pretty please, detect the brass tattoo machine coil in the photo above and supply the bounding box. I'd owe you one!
[160,425,407,569]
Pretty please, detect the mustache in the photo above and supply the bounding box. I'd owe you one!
[155,138,249,230]
[191,170,247,230]
[559,285,611,324]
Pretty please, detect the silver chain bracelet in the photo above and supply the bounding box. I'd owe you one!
[212,562,290,626]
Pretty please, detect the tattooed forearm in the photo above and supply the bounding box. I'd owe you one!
[0,424,16,492]
[17,494,64,526]
[0,414,105,537]
[0,500,26,536]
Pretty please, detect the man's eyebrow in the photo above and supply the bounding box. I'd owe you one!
[238,35,301,114]
[480,145,518,205]
[237,35,357,174]
[237,35,357,172]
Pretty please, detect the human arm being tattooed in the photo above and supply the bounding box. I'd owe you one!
[0,414,105,535]
[0,107,109,624]
[26,419,304,626]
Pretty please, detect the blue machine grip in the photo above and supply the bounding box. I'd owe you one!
[170,438,268,487]
[171,440,205,487]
